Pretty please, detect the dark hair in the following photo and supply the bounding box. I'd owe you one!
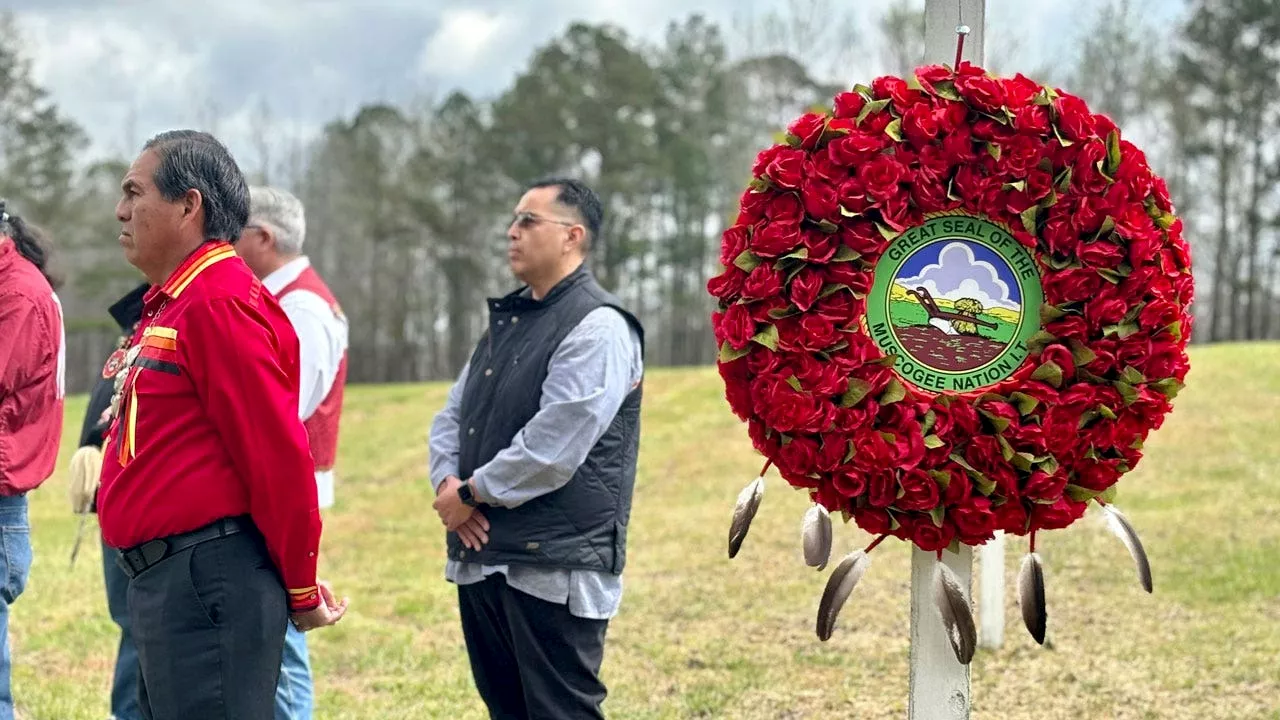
[0,200,63,290]
[526,176,603,249]
[142,130,250,243]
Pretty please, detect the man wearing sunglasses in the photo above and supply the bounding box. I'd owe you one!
[429,177,644,719]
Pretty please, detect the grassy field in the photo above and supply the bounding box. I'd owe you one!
[11,344,1280,719]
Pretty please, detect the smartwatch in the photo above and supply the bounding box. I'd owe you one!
[457,480,478,507]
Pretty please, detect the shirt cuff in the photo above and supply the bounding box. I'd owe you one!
[288,586,322,612]
[470,472,499,507]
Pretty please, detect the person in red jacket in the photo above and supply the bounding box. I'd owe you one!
[0,200,65,720]
[96,130,347,720]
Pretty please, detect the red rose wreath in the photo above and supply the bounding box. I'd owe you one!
[710,63,1192,658]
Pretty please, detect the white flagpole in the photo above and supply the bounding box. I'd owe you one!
[909,2,987,719]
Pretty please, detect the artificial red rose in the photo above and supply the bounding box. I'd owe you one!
[964,435,1004,474]
[940,467,972,506]
[1145,344,1185,381]
[811,290,859,325]
[828,132,890,167]
[1055,94,1096,141]
[879,194,916,231]
[972,117,1014,143]
[753,375,832,434]
[787,112,828,149]
[857,154,907,203]
[1011,104,1050,135]
[1045,314,1089,343]
[736,188,772,225]
[750,221,802,258]
[778,435,820,477]
[1004,73,1041,109]
[751,145,784,178]
[1022,470,1066,503]
[1115,144,1155,200]
[993,498,1029,534]
[953,164,994,205]
[765,147,806,190]
[912,178,953,214]
[873,75,921,111]
[1041,217,1077,258]
[816,435,850,472]
[1005,169,1053,214]
[801,229,839,264]
[796,353,847,397]
[746,416,781,454]
[868,468,898,508]
[789,267,825,311]
[832,91,867,119]
[719,303,756,350]
[946,399,982,436]
[915,64,953,87]
[977,398,1021,434]
[856,432,895,470]
[955,72,1007,113]
[741,264,784,300]
[852,506,892,535]
[1074,457,1123,493]
[1084,288,1129,330]
[806,149,847,184]
[1043,267,1105,303]
[1038,343,1076,381]
[833,471,867,498]
[909,517,957,552]
[746,344,782,375]
[951,497,997,544]
[1000,134,1046,176]
[1073,139,1110,195]
[860,108,893,134]
[1116,335,1153,373]
[803,180,841,223]
[813,480,844,512]
[774,316,806,352]
[1068,195,1109,235]
[890,425,927,470]
[1031,496,1088,531]
[837,176,870,217]
[897,469,941,512]
[839,221,883,257]
[707,266,746,299]
[940,126,977,164]
[719,224,751,267]
[765,191,805,223]
[748,297,789,323]
[902,102,942,147]
[824,263,872,299]
[799,313,841,351]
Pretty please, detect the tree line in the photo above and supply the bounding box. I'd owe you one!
[1,0,1277,394]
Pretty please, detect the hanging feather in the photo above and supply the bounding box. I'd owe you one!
[801,504,832,570]
[728,476,765,558]
[1102,504,1153,593]
[933,560,977,664]
[1018,552,1047,645]
[816,549,871,641]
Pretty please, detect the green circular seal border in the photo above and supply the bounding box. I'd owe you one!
[865,213,1044,395]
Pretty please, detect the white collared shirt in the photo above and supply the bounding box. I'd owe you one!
[263,256,349,508]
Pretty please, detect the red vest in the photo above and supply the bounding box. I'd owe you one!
[278,265,347,471]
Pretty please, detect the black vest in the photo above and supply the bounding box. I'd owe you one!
[449,264,644,573]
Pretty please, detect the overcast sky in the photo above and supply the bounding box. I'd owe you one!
[10,0,1185,168]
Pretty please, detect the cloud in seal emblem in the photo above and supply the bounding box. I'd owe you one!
[709,62,1191,654]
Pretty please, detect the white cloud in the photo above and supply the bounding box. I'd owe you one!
[417,9,508,76]
[895,242,1019,311]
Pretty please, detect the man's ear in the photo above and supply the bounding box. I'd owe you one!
[566,225,586,255]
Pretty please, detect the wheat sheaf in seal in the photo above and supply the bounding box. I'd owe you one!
[865,211,1043,394]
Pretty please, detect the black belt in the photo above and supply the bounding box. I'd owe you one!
[116,516,254,579]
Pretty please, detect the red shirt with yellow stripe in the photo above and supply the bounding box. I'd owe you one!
[98,241,323,612]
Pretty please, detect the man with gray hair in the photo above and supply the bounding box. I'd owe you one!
[235,185,349,720]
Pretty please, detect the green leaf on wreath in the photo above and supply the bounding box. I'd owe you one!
[819,283,849,299]
[880,378,907,405]
[1121,365,1146,386]
[777,131,803,148]
[816,219,839,234]
[980,409,1012,434]
[1098,484,1119,505]
[1055,167,1073,192]
[924,434,945,450]
[1064,339,1096,367]
[1040,304,1068,323]
[749,176,772,192]
[856,98,891,126]
[1077,409,1101,429]
[782,247,810,261]
[930,470,952,489]
[767,305,800,320]
[1097,404,1117,420]
[885,118,903,142]
[1105,130,1122,173]
[1165,320,1183,342]
[946,177,961,202]
[876,222,902,241]
[1076,367,1108,384]
[1045,255,1078,271]
[922,409,938,436]
[987,143,1002,161]
[1033,89,1054,106]
[1052,125,1074,147]
[931,80,963,101]
[1097,216,1117,238]
[839,205,861,219]
[1065,484,1101,502]
[832,245,862,262]
[1009,391,1040,416]
[1020,205,1039,234]
[1096,267,1125,284]
[1151,377,1184,399]
[996,434,1015,461]
[786,375,804,392]
[1156,211,1177,230]
[1038,188,1059,210]
[949,453,979,474]
[929,505,946,528]
[888,511,901,532]
[1037,455,1061,476]
[751,324,780,351]
[1113,380,1140,406]
[820,125,851,143]
[1004,179,1027,192]
[906,73,925,92]
[973,473,997,496]
[870,354,899,368]
[1130,437,1145,450]
[853,83,874,98]
[718,340,750,363]
[1031,360,1065,388]
[1026,329,1057,355]
[844,440,858,463]
[733,250,761,272]
[840,378,874,407]
[1103,321,1140,339]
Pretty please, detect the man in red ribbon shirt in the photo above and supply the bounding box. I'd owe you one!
[0,200,65,719]
[96,129,347,720]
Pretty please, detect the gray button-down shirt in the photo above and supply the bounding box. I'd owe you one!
[428,306,643,619]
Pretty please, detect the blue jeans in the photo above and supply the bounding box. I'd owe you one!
[101,535,142,720]
[0,495,32,720]
[274,621,313,719]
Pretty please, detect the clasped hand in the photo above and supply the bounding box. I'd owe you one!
[432,475,490,550]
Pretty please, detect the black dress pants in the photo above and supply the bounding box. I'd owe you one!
[458,574,609,720]
[126,527,288,720]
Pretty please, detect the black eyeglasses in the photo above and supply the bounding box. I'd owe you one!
[511,211,578,230]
